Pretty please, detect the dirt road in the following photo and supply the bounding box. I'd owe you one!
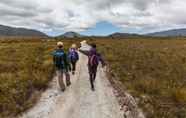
[21,45,123,118]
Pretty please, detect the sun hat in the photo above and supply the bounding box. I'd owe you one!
[57,42,64,47]
[72,44,77,48]
[83,40,87,43]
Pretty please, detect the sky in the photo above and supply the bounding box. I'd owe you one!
[0,0,186,36]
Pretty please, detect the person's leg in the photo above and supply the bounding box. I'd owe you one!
[92,66,98,82]
[93,72,97,82]
[65,72,71,86]
[90,73,95,91]
[88,66,95,91]
[74,61,77,71]
[72,61,76,75]
[57,70,65,91]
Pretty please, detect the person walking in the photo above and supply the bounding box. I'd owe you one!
[68,44,79,75]
[52,42,71,91]
[88,43,105,91]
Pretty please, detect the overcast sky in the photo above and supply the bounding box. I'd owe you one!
[0,0,186,36]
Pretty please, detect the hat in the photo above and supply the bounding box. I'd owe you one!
[72,44,77,48]
[83,40,87,43]
[81,40,87,44]
[57,42,63,47]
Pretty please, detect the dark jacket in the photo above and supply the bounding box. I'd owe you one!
[52,49,71,71]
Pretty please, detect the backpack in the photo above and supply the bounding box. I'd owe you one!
[89,54,99,67]
[53,50,65,69]
[69,49,78,62]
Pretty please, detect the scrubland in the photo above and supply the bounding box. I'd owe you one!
[1,37,186,118]
[92,37,186,118]
[0,38,80,117]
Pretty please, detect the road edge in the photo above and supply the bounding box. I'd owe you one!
[105,67,145,118]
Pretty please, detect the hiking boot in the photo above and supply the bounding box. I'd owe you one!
[66,80,71,86]
[91,87,95,91]
[67,83,71,86]
[66,73,71,86]
[91,82,95,91]
[58,78,65,92]
[61,87,66,92]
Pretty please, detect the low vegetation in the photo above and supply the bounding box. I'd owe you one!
[1,36,186,118]
[0,38,80,117]
[92,37,186,118]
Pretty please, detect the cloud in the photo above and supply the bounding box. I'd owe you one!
[0,0,185,34]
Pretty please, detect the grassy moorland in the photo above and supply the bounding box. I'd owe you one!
[92,37,186,118]
[0,38,80,118]
[1,36,186,118]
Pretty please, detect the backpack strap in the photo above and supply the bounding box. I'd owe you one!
[90,55,96,65]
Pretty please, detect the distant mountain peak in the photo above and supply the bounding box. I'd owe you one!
[146,28,186,37]
[0,24,48,37]
[58,31,84,38]
[109,32,141,38]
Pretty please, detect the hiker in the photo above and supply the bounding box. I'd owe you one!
[88,43,105,91]
[52,42,71,91]
[68,44,79,75]
[79,40,90,55]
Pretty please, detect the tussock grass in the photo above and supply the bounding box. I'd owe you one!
[92,38,186,118]
[2,36,186,118]
[0,38,80,117]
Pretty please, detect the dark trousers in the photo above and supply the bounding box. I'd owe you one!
[71,61,77,72]
[88,65,98,90]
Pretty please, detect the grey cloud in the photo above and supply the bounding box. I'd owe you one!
[0,0,38,10]
[130,0,154,11]
[0,1,52,15]
[0,7,37,17]
[0,0,185,34]
[88,0,124,10]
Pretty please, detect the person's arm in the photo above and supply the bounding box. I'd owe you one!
[98,53,106,67]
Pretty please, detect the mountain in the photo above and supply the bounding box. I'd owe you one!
[147,28,186,37]
[58,32,84,38]
[109,32,141,38]
[0,25,48,37]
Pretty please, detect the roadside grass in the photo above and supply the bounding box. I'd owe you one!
[0,38,80,118]
[91,38,186,118]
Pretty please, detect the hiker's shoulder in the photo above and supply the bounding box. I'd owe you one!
[54,49,66,54]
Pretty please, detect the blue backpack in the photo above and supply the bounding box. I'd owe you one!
[69,49,78,62]
[53,50,65,69]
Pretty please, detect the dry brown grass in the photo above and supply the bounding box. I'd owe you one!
[1,36,186,118]
[91,37,186,118]
[0,38,81,118]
